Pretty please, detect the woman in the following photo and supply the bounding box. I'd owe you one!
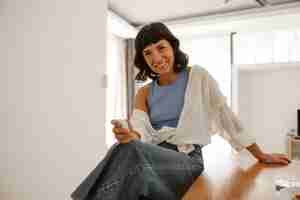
[71,22,290,200]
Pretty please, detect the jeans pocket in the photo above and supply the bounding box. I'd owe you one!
[188,145,203,163]
[187,146,204,177]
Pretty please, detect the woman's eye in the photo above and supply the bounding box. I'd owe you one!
[159,46,166,50]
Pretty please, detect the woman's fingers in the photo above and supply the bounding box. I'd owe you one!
[111,119,138,143]
[279,157,291,164]
[112,127,131,142]
[274,158,288,165]
[269,154,290,165]
[260,153,290,165]
[272,154,291,163]
[115,133,126,141]
[113,127,130,134]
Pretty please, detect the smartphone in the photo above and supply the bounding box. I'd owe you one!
[111,119,129,129]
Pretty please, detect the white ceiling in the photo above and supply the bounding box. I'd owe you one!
[108,0,299,26]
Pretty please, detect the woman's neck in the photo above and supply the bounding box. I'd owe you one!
[158,71,177,86]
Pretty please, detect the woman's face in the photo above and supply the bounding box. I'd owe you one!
[142,39,175,75]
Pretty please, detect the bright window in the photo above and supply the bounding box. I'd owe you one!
[234,30,300,64]
[179,34,232,105]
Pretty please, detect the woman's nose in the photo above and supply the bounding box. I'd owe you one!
[151,50,163,65]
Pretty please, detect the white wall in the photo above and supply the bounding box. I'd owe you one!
[0,0,108,199]
[238,66,300,154]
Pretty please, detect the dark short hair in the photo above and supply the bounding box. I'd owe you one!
[134,22,189,81]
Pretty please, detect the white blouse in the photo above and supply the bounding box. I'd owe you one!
[130,65,255,153]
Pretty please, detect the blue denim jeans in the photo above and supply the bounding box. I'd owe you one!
[71,140,204,200]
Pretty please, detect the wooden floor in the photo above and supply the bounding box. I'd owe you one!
[182,136,300,200]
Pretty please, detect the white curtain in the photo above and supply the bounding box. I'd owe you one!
[106,34,127,147]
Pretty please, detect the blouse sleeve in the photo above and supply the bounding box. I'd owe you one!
[129,109,167,144]
[203,69,256,151]
[129,109,155,143]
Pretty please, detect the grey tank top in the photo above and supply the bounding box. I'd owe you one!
[147,68,189,130]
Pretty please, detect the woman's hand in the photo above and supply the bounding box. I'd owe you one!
[246,143,290,165]
[257,153,290,165]
[111,120,140,144]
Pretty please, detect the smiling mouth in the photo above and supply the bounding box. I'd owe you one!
[156,64,168,71]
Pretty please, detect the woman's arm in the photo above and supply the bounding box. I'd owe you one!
[111,85,149,143]
[204,68,290,165]
[128,85,150,140]
[216,102,290,165]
